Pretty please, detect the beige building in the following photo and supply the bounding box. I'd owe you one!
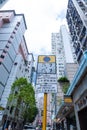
[65,63,78,84]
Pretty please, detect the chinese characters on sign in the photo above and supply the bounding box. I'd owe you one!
[36,55,57,93]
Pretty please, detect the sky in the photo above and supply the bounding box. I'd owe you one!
[1,0,68,60]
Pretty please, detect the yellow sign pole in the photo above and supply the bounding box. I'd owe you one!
[42,93,47,130]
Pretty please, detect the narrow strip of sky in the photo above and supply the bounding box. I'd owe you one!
[1,0,68,56]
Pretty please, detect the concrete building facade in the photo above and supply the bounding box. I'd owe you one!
[55,0,87,129]
[65,63,78,84]
[51,25,78,129]
[0,10,35,126]
[66,51,87,130]
[66,0,87,63]
[51,25,77,79]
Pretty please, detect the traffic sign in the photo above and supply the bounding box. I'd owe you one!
[35,84,57,93]
[36,55,57,93]
[36,74,57,84]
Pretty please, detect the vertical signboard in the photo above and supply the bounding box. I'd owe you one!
[37,55,56,74]
[36,55,57,93]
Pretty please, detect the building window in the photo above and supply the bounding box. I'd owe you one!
[14,62,18,65]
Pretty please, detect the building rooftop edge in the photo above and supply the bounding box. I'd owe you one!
[0,10,27,29]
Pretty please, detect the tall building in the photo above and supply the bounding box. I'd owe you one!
[51,32,65,78]
[0,10,34,121]
[51,25,77,79]
[51,25,78,127]
[66,0,87,63]
[54,1,87,128]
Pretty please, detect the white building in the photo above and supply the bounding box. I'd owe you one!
[51,25,78,126]
[66,0,87,63]
[51,25,77,79]
[0,10,34,122]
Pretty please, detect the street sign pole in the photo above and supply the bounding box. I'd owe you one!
[36,55,57,130]
[42,93,47,130]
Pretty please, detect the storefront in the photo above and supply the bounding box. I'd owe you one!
[56,51,87,130]
[56,101,76,130]
[67,51,87,130]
